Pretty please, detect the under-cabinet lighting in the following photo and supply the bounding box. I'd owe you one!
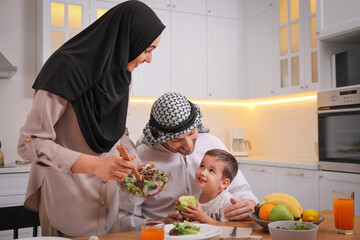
[130,94,317,106]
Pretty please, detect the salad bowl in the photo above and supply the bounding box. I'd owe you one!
[119,166,170,198]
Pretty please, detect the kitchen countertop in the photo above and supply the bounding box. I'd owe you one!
[236,155,319,170]
[0,161,31,174]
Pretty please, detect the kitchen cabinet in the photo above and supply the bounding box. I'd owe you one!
[316,0,360,90]
[0,171,35,239]
[244,0,319,99]
[238,163,277,201]
[131,8,172,97]
[244,0,273,19]
[239,162,319,211]
[207,16,240,99]
[243,9,276,99]
[316,0,360,40]
[36,0,90,73]
[134,0,241,99]
[207,0,241,19]
[319,170,360,216]
[274,0,319,95]
[37,0,241,99]
[277,167,319,211]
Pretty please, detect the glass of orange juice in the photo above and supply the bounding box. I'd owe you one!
[141,221,165,240]
[332,190,354,235]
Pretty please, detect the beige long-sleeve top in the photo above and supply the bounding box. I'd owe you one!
[17,90,138,237]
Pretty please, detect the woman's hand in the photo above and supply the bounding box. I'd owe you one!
[71,154,137,181]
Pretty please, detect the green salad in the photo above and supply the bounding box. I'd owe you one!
[278,222,309,230]
[119,166,169,198]
[169,221,201,236]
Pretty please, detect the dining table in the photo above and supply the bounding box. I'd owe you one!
[72,210,359,240]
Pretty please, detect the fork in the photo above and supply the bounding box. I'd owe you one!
[230,226,237,238]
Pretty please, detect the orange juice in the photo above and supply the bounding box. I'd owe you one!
[141,227,164,240]
[333,197,354,230]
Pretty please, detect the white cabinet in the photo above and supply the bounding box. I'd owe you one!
[244,0,273,19]
[243,9,276,99]
[239,162,319,211]
[36,0,90,73]
[207,17,240,99]
[131,9,172,97]
[0,171,36,240]
[274,0,319,95]
[319,171,360,216]
[171,12,207,99]
[277,167,319,211]
[135,0,241,99]
[239,163,277,202]
[207,0,241,19]
[317,0,360,40]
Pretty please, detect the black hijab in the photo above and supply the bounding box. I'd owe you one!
[32,1,165,153]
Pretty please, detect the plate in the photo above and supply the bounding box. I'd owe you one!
[250,212,325,230]
[164,223,222,239]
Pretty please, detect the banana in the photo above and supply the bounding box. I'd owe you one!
[261,192,303,218]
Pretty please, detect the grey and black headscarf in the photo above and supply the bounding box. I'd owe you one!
[142,92,209,145]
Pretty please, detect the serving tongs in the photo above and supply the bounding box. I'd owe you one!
[116,145,142,180]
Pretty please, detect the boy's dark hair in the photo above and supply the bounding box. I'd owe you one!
[205,149,238,182]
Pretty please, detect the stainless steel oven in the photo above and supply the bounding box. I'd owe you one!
[317,86,360,174]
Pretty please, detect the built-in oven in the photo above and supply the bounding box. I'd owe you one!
[317,86,360,174]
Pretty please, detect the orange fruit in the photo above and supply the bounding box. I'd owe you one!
[259,203,276,221]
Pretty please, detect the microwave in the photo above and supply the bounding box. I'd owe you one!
[317,86,360,174]
[332,46,360,88]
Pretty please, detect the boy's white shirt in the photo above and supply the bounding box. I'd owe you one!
[194,190,234,222]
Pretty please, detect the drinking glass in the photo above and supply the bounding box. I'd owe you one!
[332,190,354,235]
[141,221,165,240]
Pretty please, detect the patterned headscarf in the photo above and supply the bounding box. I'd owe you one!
[143,92,209,145]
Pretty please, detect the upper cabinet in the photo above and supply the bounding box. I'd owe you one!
[243,0,319,99]
[274,0,319,95]
[316,0,360,90]
[134,0,241,99]
[38,0,241,100]
[316,0,360,40]
[243,6,276,99]
[36,0,89,72]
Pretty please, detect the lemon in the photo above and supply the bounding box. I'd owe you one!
[302,209,319,222]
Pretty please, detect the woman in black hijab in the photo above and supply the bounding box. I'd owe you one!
[17,1,165,237]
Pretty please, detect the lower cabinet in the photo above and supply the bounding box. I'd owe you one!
[239,163,319,211]
[319,170,360,216]
[0,171,40,239]
[240,162,360,216]
[238,164,277,202]
[276,167,319,211]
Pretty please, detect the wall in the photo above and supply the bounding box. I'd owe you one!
[0,0,318,165]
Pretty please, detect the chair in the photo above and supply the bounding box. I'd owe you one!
[0,205,40,239]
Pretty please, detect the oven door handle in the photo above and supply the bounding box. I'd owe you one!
[317,107,360,114]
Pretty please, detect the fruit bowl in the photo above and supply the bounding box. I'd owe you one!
[268,221,318,240]
[119,167,170,198]
[250,212,325,230]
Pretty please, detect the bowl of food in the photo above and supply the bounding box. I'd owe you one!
[119,166,170,198]
[268,221,318,240]
[250,212,324,230]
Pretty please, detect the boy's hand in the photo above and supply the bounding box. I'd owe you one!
[179,199,207,222]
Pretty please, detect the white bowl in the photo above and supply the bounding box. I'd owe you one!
[268,221,318,240]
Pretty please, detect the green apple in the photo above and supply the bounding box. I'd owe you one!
[177,196,197,213]
[269,204,294,221]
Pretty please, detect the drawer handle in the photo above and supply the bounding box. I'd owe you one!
[287,172,304,176]
[251,168,265,172]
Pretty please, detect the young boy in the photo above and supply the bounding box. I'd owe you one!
[180,149,238,223]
